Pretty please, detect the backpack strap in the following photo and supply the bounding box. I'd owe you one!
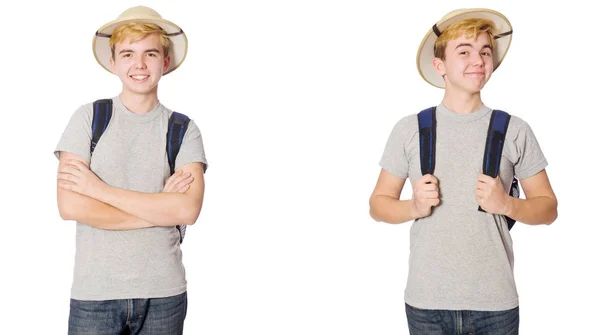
[91,99,113,154]
[167,111,191,243]
[167,112,191,175]
[479,109,518,230]
[417,107,437,176]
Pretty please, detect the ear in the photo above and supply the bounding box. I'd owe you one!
[163,55,172,73]
[109,57,116,74]
[432,57,445,77]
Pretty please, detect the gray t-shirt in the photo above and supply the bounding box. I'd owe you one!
[54,96,208,301]
[379,103,547,311]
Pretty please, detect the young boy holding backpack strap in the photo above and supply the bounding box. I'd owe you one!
[54,6,207,334]
[369,8,557,334]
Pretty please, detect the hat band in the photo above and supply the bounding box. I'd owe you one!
[432,24,512,39]
[493,30,512,39]
[95,29,184,38]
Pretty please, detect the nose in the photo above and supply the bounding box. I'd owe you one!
[134,54,147,69]
[472,53,484,67]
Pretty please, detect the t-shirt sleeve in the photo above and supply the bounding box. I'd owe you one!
[53,104,93,163]
[175,120,208,172]
[378,117,412,178]
[512,119,548,180]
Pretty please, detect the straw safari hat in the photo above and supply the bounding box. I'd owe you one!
[92,6,188,75]
[416,8,513,88]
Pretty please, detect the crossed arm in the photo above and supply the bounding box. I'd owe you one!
[57,151,205,230]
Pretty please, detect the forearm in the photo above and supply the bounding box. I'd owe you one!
[370,195,419,224]
[505,196,558,225]
[58,190,153,230]
[94,184,199,227]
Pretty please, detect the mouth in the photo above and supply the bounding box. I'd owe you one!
[129,75,150,83]
[465,72,485,77]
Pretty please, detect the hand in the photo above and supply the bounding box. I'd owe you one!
[162,170,194,193]
[412,174,440,218]
[476,172,509,215]
[57,159,104,198]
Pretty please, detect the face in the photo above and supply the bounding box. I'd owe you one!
[433,32,494,94]
[110,34,171,97]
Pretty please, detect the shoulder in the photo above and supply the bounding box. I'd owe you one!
[496,111,535,140]
[65,101,96,126]
[391,112,420,132]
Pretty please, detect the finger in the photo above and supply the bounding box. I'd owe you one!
[424,190,439,199]
[475,189,485,198]
[57,180,74,190]
[416,189,437,200]
[422,183,439,192]
[478,173,494,183]
[177,184,190,193]
[180,176,194,186]
[60,166,82,176]
[476,181,487,191]
[57,172,77,183]
[174,177,193,190]
[68,159,88,170]
[166,170,187,183]
[421,174,438,185]
[171,173,191,186]
[424,198,440,207]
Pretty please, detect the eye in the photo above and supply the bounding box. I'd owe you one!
[122,53,131,58]
[148,52,157,57]
[459,51,468,55]
[481,51,492,56]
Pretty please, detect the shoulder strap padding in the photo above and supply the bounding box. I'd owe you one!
[482,110,511,178]
[417,107,437,176]
[91,99,113,154]
[167,112,191,176]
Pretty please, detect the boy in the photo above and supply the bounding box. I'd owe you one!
[55,6,207,334]
[369,8,557,334]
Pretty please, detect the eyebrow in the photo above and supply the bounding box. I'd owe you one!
[455,43,493,50]
[118,48,162,55]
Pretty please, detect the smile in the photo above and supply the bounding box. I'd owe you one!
[129,75,149,82]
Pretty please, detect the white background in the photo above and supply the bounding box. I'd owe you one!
[1,0,597,334]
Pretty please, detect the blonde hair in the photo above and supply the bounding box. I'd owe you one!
[433,18,496,60]
[110,23,170,58]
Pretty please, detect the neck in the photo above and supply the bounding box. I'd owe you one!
[441,87,483,114]
[119,89,159,115]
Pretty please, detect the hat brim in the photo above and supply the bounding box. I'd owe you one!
[416,8,513,89]
[92,16,188,75]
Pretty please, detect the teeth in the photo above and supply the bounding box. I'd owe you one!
[131,75,148,80]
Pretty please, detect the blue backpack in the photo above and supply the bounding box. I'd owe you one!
[90,98,191,243]
[417,107,520,230]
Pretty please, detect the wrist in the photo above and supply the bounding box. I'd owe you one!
[93,182,112,204]
[408,199,421,220]
[504,195,515,217]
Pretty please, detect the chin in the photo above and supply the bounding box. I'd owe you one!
[123,87,156,95]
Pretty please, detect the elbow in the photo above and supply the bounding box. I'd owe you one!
[369,207,380,222]
[369,196,381,222]
[57,202,74,221]
[546,208,558,225]
[181,206,201,226]
[546,198,559,225]
[59,208,72,221]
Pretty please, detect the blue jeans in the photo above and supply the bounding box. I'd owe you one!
[68,292,187,335]
[405,303,519,335]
